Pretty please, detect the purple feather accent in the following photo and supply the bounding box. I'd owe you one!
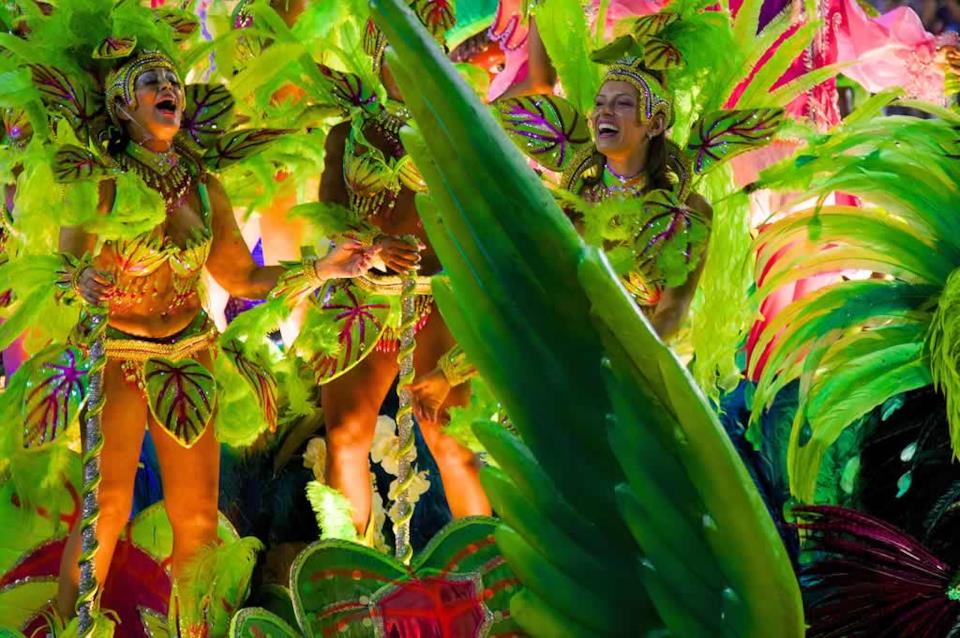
[795,505,960,638]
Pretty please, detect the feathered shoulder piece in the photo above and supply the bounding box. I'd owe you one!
[0,0,288,183]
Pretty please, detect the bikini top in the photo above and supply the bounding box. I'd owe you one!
[566,152,709,308]
[107,167,213,283]
[342,105,428,219]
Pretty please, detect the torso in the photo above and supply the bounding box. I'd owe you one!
[95,155,213,338]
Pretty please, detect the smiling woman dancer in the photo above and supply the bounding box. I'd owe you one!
[45,49,373,630]
[573,60,712,338]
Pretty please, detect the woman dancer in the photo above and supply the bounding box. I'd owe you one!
[314,3,492,538]
[41,48,371,626]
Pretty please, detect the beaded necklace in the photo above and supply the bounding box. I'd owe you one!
[601,164,647,198]
[117,141,198,210]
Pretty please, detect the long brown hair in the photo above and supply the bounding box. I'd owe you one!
[645,130,671,191]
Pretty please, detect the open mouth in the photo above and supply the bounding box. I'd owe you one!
[155,99,178,116]
[597,122,619,139]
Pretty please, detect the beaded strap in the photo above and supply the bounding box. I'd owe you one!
[74,308,109,638]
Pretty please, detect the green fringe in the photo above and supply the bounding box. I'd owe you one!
[689,167,755,399]
[929,267,960,458]
[533,0,603,114]
[174,536,263,636]
[305,480,359,541]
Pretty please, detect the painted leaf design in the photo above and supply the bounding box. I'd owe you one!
[182,83,236,147]
[634,188,710,288]
[290,519,522,638]
[53,145,108,182]
[410,0,456,37]
[317,65,379,116]
[28,65,106,143]
[590,34,640,64]
[144,358,216,448]
[221,339,278,432]
[363,18,385,59]
[945,46,960,96]
[642,36,682,71]
[686,108,784,174]
[202,128,290,170]
[632,11,679,39]
[157,9,199,43]
[310,281,391,383]
[92,36,137,60]
[229,608,298,638]
[494,95,591,172]
[21,346,90,448]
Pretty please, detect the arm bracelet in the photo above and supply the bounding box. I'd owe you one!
[437,343,477,386]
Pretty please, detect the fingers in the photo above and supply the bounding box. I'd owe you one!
[79,268,113,304]
[413,400,426,423]
[383,250,421,272]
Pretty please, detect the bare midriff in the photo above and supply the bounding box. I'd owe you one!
[96,249,203,337]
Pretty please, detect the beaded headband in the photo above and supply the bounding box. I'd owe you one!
[603,56,673,127]
[364,0,456,72]
[105,51,184,125]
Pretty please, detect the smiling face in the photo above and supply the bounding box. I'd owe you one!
[592,80,654,162]
[118,66,184,144]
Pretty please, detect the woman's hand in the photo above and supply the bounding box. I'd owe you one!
[75,266,114,305]
[409,367,452,423]
[376,235,422,273]
[314,239,379,280]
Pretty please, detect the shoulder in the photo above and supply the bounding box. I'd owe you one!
[326,121,351,148]
[200,173,232,216]
[685,192,713,221]
[202,172,227,197]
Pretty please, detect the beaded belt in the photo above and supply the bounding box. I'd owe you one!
[105,313,216,363]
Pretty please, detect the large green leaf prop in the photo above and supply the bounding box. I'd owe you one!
[369,0,804,635]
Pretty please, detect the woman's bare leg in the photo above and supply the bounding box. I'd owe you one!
[413,310,491,518]
[149,351,221,583]
[322,351,398,532]
[57,360,149,616]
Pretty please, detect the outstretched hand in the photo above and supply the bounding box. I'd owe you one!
[314,239,379,280]
[270,240,379,305]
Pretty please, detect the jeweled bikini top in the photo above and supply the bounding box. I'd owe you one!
[342,101,427,219]
[108,142,213,282]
